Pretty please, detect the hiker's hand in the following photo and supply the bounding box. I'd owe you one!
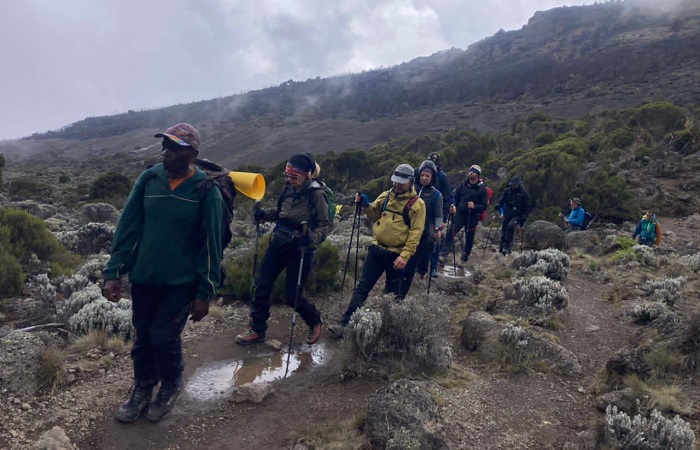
[102,280,121,303]
[355,192,370,206]
[393,256,407,270]
[563,218,569,224]
[449,205,456,215]
[499,214,504,220]
[434,228,442,239]
[558,212,563,218]
[467,201,474,210]
[253,209,265,223]
[190,299,209,322]
[298,234,311,248]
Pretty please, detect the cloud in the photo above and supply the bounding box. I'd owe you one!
[4,0,644,140]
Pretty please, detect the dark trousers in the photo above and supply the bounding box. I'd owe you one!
[250,245,321,333]
[399,234,434,294]
[499,214,524,252]
[442,212,478,260]
[131,284,195,387]
[342,245,404,325]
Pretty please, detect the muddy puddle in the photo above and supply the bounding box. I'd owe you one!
[441,265,472,279]
[183,343,330,402]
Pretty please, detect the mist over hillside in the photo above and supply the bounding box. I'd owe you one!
[1,0,699,167]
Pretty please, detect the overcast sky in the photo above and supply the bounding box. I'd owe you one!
[1,0,603,140]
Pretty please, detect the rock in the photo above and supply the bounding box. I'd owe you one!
[595,388,637,414]
[523,220,565,250]
[565,230,602,255]
[79,203,120,225]
[0,330,45,395]
[232,382,274,403]
[606,348,651,377]
[266,339,283,351]
[366,379,448,450]
[528,335,582,376]
[22,402,31,410]
[461,311,499,351]
[30,426,75,450]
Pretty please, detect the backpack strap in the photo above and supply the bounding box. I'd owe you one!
[402,195,420,227]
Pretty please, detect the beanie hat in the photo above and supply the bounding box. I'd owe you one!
[287,153,315,173]
[418,160,437,184]
[469,164,482,175]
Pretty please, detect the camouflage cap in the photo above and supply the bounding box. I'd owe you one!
[155,123,201,150]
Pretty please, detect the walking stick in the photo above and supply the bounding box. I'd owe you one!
[482,214,495,257]
[286,222,308,376]
[341,202,360,291]
[251,201,262,297]
[354,205,361,289]
[427,238,439,295]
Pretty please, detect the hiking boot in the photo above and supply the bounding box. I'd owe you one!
[416,274,425,287]
[307,319,323,345]
[114,383,153,423]
[500,248,510,256]
[460,254,469,263]
[327,323,345,339]
[431,268,439,278]
[146,377,183,422]
[235,329,265,345]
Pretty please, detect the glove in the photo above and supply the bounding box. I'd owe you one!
[253,209,266,223]
[298,234,311,248]
[355,192,370,207]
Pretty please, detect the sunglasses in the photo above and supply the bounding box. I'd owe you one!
[283,172,303,180]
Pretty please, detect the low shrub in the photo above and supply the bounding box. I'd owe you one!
[69,298,134,339]
[603,405,694,449]
[645,276,686,306]
[342,295,452,375]
[511,248,570,280]
[512,276,569,314]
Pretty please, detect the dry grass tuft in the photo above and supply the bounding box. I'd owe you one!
[623,375,688,414]
[207,304,225,319]
[295,413,367,450]
[431,364,476,389]
[67,329,129,355]
[36,346,67,394]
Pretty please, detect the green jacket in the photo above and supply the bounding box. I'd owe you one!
[104,164,223,301]
[365,187,426,261]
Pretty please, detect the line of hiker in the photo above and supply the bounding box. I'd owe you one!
[102,131,663,424]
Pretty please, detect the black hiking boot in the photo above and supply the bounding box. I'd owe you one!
[146,377,183,422]
[114,382,153,423]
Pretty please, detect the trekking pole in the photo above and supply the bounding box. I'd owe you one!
[286,222,308,375]
[427,238,439,295]
[482,214,495,257]
[251,200,262,298]
[354,204,361,289]
[341,202,360,291]
[449,213,457,271]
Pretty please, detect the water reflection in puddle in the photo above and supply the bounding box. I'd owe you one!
[441,265,471,279]
[185,343,329,402]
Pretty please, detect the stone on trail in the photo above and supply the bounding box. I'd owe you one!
[30,426,75,450]
[232,382,274,403]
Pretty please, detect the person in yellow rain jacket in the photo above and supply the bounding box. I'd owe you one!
[327,164,426,338]
[633,210,662,246]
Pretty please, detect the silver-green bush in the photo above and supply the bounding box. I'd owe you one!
[511,248,570,280]
[513,276,569,314]
[68,298,133,339]
[645,276,686,306]
[603,405,695,449]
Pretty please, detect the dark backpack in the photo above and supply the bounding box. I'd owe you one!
[381,193,420,227]
[580,210,593,230]
[481,184,494,222]
[194,159,236,252]
[276,180,333,236]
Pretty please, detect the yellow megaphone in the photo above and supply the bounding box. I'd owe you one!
[228,171,266,200]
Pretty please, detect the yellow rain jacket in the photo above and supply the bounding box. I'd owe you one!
[365,187,426,262]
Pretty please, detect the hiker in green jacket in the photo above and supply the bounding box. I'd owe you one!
[633,210,661,246]
[103,123,223,423]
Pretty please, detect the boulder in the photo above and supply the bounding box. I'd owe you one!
[31,426,75,450]
[366,379,447,450]
[0,330,45,395]
[461,310,499,351]
[79,203,120,225]
[529,335,582,376]
[523,220,565,250]
[606,348,651,377]
[595,388,637,414]
[565,230,602,255]
[232,382,274,403]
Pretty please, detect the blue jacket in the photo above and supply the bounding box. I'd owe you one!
[568,206,585,227]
